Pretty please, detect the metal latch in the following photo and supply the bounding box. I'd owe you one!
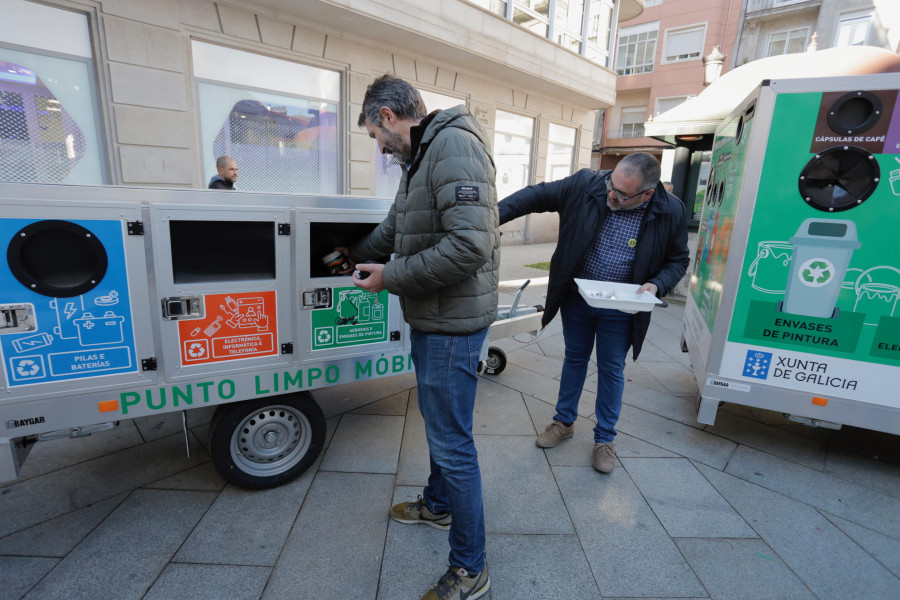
[161,296,204,320]
[0,304,36,334]
[302,288,332,309]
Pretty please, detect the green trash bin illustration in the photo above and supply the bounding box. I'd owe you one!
[782,218,860,318]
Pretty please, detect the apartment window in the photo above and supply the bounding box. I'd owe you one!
[494,110,534,200]
[585,0,616,68]
[468,0,507,17]
[546,123,576,181]
[554,0,586,53]
[618,107,647,138]
[374,89,464,198]
[836,11,872,47]
[512,1,550,38]
[645,0,663,6]
[1,0,106,184]
[193,42,340,194]
[767,28,808,56]
[655,96,691,117]
[663,24,706,63]
[615,22,659,76]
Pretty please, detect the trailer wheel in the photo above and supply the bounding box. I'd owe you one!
[483,347,507,375]
[209,392,325,489]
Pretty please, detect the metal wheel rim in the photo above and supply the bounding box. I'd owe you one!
[485,352,502,370]
[230,404,312,477]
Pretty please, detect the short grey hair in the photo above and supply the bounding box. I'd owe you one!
[618,153,661,191]
[357,74,427,128]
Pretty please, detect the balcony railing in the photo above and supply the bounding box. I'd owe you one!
[746,0,820,14]
[607,127,646,139]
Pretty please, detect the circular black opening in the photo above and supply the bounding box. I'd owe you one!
[827,91,882,135]
[7,220,108,297]
[798,146,880,213]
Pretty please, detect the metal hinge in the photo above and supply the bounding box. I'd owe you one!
[141,357,157,371]
[127,221,144,235]
[278,223,291,235]
[281,342,294,354]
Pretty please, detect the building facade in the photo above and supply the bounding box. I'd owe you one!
[1,0,646,245]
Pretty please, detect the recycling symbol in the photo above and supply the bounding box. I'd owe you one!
[16,359,41,377]
[187,342,206,358]
[798,258,835,288]
[316,329,332,345]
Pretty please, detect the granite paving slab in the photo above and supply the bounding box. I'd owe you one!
[396,389,429,487]
[622,457,756,538]
[319,413,404,473]
[506,347,572,380]
[638,360,698,396]
[144,461,225,491]
[350,390,410,416]
[822,512,900,578]
[485,533,600,599]
[674,537,816,600]
[616,404,737,470]
[142,564,271,600]
[23,489,216,600]
[823,445,900,500]
[489,363,561,404]
[0,556,58,600]
[472,377,536,436]
[377,485,460,600]
[479,434,573,535]
[697,463,900,600]
[554,465,706,598]
[622,381,704,426]
[703,408,826,471]
[262,472,394,600]
[0,494,126,557]
[725,444,900,540]
[0,431,208,538]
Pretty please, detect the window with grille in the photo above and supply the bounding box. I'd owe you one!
[766,28,809,56]
[373,89,465,198]
[192,42,341,194]
[663,24,706,63]
[494,110,534,200]
[1,0,105,184]
[615,22,659,76]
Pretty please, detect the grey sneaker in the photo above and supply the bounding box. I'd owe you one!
[390,496,451,530]
[593,442,616,474]
[420,565,490,600]
[536,419,574,448]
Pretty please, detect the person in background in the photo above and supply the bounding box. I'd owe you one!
[663,180,681,203]
[338,74,498,600]
[208,156,237,189]
[498,153,689,474]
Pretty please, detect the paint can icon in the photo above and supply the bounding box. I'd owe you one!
[748,241,793,294]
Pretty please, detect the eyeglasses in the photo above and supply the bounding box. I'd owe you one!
[605,173,652,203]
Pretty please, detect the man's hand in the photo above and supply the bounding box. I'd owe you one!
[637,282,658,297]
[333,246,355,274]
[354,263,386,293]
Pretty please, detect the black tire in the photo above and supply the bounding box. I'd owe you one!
[483,347,507,375]
[209,392,326,489]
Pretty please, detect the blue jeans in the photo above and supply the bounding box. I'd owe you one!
[410,327,488,574]
[556,290,633,443]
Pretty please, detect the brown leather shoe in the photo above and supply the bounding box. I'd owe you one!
[536,420,574,448]
[592,442,616,474]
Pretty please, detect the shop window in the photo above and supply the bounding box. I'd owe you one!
[0,0,105,184]
[663,24,706,63]
[615,22,658,76]
[193,42,340,194]
[546,123,576,182]
[494,110,534,200]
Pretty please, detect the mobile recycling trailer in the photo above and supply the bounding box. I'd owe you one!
[0,183,414,488]
[683,73,900,435]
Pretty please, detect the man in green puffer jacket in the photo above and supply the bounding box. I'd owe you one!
[340,75,498,600]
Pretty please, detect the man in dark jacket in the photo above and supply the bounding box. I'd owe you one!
[498,153,688,474]
[340,75,498,600]
[207,156,237,189]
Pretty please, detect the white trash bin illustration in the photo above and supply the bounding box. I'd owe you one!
[782,218,860,318]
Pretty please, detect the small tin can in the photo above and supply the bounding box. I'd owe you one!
[322,251,350,275]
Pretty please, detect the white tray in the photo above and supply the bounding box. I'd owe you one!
[574,279,663,312]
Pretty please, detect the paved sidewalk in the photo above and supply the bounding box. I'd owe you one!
[2,242,899,600]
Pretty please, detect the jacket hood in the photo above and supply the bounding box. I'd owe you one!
[419,105,491,153]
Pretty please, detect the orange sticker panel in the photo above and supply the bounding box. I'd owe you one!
[178,291,277,365]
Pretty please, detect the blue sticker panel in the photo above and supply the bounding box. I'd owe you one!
[1,218,138,387]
